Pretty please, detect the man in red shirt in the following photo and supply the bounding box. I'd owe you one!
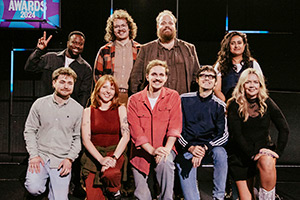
[127,59,182,199]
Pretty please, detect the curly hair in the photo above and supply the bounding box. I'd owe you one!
[227,68,268,122]
[104,9,137,42]
[90,75,120,109]
[215,31,253,76]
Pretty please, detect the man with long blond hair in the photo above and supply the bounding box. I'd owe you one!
[94,9,140,104]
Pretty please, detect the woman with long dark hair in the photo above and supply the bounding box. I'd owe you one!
[214,31,262,102]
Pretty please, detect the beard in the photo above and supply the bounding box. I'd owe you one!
[67,48,80,59]
[55,89,72,100]
[157,28,176,43]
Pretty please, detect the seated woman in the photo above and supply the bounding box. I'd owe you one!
[214,31,263,102]
[227,68,289,199]
[81,75,130,200]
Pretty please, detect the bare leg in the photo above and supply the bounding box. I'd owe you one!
[257,155,277,191]
[236,179,254,200]
[257,155,276,200]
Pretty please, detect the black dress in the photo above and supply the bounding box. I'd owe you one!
[227,97,289,181]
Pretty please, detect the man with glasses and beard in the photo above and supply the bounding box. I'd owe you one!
[129,10,200,95]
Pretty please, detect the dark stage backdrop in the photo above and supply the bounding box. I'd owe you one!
[0,0,299,164]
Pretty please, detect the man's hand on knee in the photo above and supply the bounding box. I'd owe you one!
[29,156,45,174]
[188,145,206,158]
[58,158,72,176]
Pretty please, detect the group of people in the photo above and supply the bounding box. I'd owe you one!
[22,8,289,200]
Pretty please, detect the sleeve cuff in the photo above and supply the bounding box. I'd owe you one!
[135,136,149,147]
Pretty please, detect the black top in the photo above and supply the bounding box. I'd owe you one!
[25,48,92,107]
[227,97,289,159]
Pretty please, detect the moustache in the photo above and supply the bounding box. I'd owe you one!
[163,27,172,32]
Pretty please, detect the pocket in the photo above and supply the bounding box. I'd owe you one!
[137,112,150,128]
[158,105,171,121]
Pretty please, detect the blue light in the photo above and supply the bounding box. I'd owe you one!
[13,48,27,51]
[10,50,14,93]
[229,30,269,34]
[110,0,113,15]
[225,16,228,32]
[43,0,47,20]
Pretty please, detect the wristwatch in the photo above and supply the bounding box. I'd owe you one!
[111,155,118,160]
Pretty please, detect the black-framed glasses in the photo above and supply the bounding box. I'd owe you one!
[199,74,216,80]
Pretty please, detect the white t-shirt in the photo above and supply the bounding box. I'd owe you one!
[148,96,159,110]
[214,60,263,76]
[64,56,75,68]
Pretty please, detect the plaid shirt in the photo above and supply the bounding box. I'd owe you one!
[93,40,140,82]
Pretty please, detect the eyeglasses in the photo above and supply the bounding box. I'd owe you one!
[199,74,216,80]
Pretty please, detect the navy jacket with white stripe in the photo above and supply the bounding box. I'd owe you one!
[178,91,228,152]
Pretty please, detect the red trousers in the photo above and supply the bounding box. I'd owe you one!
[85,155,124,200]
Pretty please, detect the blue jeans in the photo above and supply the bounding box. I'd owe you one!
[176,147,228,200]
[24,160,71,200]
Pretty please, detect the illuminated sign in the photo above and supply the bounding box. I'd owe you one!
[0,0,60,29]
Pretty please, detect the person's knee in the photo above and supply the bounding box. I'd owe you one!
[212,147,227,161]
[102,168,121,181]
[257,156,275,172]
[25,181,46,196]
[157,158,175,171]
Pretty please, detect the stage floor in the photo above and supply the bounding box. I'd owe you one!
[0,163,299,200]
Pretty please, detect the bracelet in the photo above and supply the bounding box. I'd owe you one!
[259,151,275,158]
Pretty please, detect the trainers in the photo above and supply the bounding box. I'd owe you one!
[111,190,121,200]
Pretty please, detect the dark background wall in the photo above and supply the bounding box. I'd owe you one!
[0,0,299,164]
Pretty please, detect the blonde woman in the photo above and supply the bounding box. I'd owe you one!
[227,68,289,199]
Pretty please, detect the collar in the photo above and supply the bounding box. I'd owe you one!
[115,39,131,47]
[108,39,139,48]
[51,93,70,106]
[197,91,213,102]
[58,49,85,64]
[138,86,169,103]
[246,97,258,104]
[158,38,178,50]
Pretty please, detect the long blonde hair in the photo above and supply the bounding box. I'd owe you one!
[90,75,120,109]
[227,68,268,121]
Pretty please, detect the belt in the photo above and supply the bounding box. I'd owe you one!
[119,88,128,93]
